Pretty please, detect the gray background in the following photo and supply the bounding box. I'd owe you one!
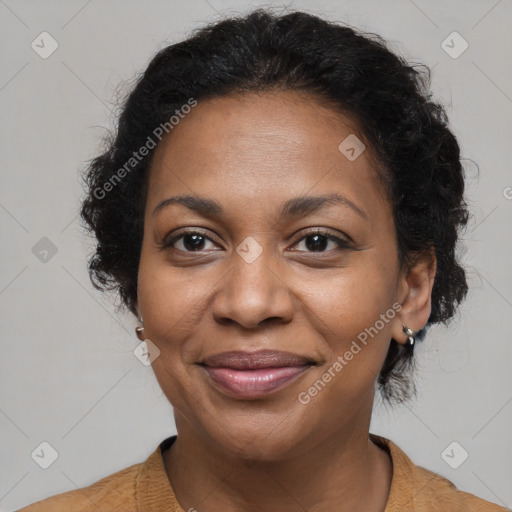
[1,0,511,510]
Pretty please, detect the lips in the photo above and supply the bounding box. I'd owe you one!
[200,350,315,399]
[202,350,314,369]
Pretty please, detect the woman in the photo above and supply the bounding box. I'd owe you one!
[19,9,506,512]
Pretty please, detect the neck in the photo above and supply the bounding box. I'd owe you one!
[164,418,392,512]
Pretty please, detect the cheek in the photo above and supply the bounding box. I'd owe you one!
[137,250,201,408]
[137,248,208,344]
[300,257,398,383]
[297,286,395,423]
[306,262,397,337]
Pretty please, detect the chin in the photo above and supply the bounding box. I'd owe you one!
[202,418,308,462]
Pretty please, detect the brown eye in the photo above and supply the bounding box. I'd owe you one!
[164,231,218,252]
[291,230,350,253]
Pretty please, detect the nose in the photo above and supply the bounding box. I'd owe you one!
[211,250,294,329]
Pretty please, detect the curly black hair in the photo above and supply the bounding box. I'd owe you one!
[80,8,469,402]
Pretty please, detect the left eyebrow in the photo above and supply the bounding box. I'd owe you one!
[280,193,368,221]
[152,193,368,221]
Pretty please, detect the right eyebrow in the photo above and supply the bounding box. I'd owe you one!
[152,195,223,217]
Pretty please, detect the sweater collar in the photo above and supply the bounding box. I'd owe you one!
[136,435,182,511]
[135,434,415,512]
[370,434,415,511]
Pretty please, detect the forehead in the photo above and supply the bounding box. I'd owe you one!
[146,91,390,223]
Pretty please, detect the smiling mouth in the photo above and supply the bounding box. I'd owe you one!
[199,350,316,399]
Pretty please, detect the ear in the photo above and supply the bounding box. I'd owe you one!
[391,248,436,345]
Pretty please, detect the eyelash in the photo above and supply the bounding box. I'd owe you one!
[160,228,351,253]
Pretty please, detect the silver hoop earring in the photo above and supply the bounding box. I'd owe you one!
[402,324,415,347]
[135,325,145,340]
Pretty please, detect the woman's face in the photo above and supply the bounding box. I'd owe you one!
[137,91,415,460]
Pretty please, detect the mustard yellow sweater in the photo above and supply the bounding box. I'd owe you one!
[18,435,507,511]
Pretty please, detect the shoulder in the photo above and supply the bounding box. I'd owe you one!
[16,461,142,511]
[17,436,179,512]
[370,434,508,512]
[410,463,507,511]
